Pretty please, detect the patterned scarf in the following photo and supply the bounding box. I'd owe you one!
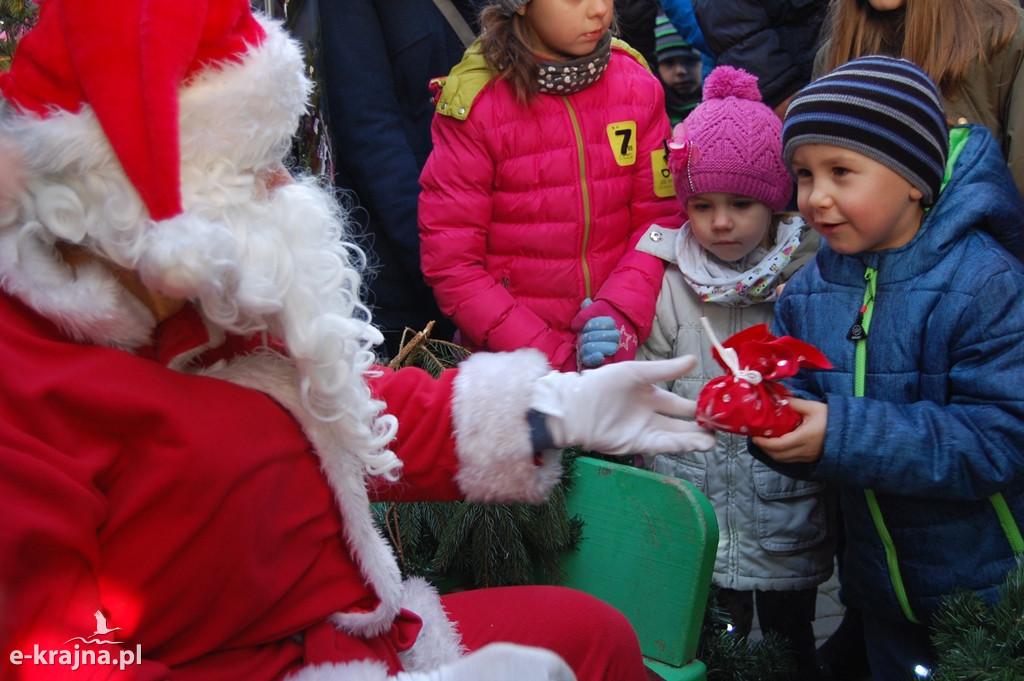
[676,216,805,307]
[536,33,612,95]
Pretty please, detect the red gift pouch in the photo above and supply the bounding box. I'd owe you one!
[696,319,832,437]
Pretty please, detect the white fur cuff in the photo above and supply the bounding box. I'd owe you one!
[451,349,563,504]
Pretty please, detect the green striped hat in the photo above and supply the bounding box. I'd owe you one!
[782,56,948,205]
[655,13,699,62]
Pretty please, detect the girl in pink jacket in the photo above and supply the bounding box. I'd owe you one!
[419,0,682,372]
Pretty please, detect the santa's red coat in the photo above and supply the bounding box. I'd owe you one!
[0,292,579,680]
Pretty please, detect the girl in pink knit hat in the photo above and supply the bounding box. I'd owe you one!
[635,65,831,681]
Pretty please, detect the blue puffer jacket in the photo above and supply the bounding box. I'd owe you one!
[754,125,1024,624]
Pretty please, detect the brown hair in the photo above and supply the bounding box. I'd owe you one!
[822,0,1018,99]
[477,4,620,103]
[478,6,542,102]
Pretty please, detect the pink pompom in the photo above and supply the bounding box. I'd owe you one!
[701,65,762,102]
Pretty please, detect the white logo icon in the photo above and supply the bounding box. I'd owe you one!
[64,611,123,645]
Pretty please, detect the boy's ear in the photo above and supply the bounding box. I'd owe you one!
[909,185,924,202]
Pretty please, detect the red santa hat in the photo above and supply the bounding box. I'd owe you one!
[0,0,306,221]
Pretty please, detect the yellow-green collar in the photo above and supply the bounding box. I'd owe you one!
[432,37,646,121]
[432,41,496,121]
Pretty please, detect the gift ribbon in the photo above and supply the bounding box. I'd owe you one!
[699,317,762,385]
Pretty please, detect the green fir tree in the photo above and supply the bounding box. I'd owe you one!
[699,586,798,681]
[928,557,1024,680]
[0,0,37,71]
[373,452,584,590]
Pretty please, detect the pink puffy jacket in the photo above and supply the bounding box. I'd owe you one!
[419,41,682,372]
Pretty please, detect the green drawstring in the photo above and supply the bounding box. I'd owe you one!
[853,267,921,623]
[854,266,1024,625]
[990,492,1024,554]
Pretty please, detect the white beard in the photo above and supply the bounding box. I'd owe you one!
[0,130,401,480]
[143,166,403,480]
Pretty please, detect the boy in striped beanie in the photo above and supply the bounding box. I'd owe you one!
[752,56,1024,680]
[782,55,948,212]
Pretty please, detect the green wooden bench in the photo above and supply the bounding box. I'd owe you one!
[560,456,719,681]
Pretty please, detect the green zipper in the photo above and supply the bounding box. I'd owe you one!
[939,125,1024,559]
[853,267,921,623]
[990,492,1024,554]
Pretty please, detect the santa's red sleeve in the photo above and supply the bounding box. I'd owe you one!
[367,348,564,505]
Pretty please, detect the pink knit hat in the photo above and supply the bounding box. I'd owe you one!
[667,66,792,212]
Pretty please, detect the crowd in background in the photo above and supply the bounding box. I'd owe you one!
[0,1,1019,680]
[313,2,1024,680]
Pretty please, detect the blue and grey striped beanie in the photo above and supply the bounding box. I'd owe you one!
[782,56,948,206]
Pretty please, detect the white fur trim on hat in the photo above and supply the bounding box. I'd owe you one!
[178,15,311,181]
[0,14,309,222]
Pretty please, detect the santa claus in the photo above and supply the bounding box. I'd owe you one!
[0,2,713,680]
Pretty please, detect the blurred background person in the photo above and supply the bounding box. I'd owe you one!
[654,12,704,124]
[691,0,827,118]
[318,0,474,361]
[815,0,1023,200]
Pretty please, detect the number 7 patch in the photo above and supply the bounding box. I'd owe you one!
[606,121,637,166]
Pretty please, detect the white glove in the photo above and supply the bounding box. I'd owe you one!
[394,643,576,681]
[529,355,716,455]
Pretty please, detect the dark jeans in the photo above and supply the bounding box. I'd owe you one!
[719,587,821,681]
[861,611,936,681]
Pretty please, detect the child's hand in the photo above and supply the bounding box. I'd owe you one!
[750,398,827,463]
[571,298,639,366]
[577,315,621,368]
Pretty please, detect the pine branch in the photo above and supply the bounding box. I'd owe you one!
[702,630,796,681]
[929,557,1024,680]
[698,586,797,681]
[0,1,38,71]
[387,322,472,377]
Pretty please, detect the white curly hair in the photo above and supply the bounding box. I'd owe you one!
[0,16,402,481]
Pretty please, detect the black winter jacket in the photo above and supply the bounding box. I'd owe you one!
[692,0,826,109]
